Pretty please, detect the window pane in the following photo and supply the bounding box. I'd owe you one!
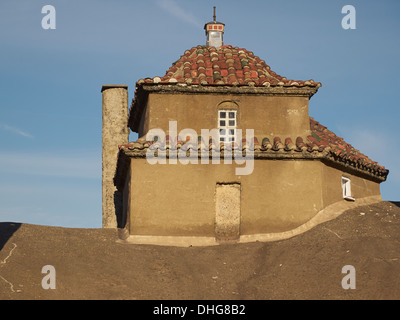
[210,31,221,39]
[229,112,235,119]
[229,120,235,126]
[229,137,234,142]
[219,112,226,118]
[220,137,225,142]
[229,129,235,135]
[220,120,226,127]
[220,129,226,135]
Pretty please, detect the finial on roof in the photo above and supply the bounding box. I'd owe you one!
[213,6,216,22]
[204,7,225,47]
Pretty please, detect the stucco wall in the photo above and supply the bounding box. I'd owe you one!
[138,93,311,140]
[126,158,326,237]
[321,163,381,207]
[123,157,382,238]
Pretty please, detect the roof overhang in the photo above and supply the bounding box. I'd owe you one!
[114,138,388,191]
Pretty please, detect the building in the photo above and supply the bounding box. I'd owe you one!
[103,10,389,246]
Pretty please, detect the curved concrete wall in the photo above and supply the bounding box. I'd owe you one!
[122,158,381,241]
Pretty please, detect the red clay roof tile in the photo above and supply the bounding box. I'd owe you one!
[117,117,388,182]
[135,45,322,88]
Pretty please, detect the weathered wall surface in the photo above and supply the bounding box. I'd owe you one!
[239,160,324,234]
[215,183,241,240]
[124,158,382,238]
[126,158,321,237]
[138,93,311,140]
[102,85,129,228]
[321,163,381,208]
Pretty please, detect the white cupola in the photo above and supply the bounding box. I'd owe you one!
[204,7,225,47]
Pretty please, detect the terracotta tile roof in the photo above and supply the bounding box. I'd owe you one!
[128,45,321,132]
[136,45,322,88]
[309,118,388,177]
[114,118,389,189]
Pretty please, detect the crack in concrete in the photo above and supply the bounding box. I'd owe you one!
[323,227,344,240]
[0,274,16,293]
[0,243,19,293]
[1,243,17,265]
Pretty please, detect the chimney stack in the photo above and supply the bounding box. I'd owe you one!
[101,84,129,228]
[204,6,225,47]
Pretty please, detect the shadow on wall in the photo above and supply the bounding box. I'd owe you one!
[0,222,21,251]
[114,190,126,229]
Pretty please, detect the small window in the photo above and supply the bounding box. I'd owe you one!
[218,110,237,143]
[341,177,355,201]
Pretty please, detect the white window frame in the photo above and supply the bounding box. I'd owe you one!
[341,176,355,201]
[218,110,237,143]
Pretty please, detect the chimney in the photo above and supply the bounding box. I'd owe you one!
[101,84,129,228]
[204,6,225,47]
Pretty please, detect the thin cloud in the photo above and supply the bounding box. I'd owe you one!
[0,124,34,139]
[156,0,202,28]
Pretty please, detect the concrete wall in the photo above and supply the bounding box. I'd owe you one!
[123,158,381,238]
[138,93,311,140]
[215,183,241,240]
[321,163,381,207]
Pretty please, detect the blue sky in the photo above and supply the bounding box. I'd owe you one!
[0,0,399,228]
